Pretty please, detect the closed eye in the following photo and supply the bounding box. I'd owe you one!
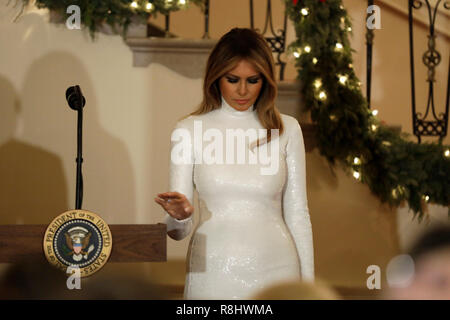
[226,77,261,84]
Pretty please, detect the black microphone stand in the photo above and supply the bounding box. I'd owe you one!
[66,85,85,210]
[75,105,83,210]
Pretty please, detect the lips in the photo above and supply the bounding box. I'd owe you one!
[235,99,249,104]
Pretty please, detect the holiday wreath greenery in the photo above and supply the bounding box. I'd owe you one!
[18,0,205,39]
[14,0,449,220]
[284,0,449,220]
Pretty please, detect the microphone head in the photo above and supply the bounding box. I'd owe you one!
[66,85,86,111]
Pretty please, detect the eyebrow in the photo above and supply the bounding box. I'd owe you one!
[226,73,261,79]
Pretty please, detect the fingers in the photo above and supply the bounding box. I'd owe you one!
[154,197,167,208]
[157,192,184,199]
[154,196,183,212]
[155,196,181,205]
[154,194,193,219]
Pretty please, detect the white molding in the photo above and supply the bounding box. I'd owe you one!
[125,37,216,78]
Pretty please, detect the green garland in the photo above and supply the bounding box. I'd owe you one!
[19,0,205,39]
[284,0,449,220]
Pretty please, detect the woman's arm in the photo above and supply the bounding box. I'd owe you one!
[282,116,315,282]
[164,119,195,241]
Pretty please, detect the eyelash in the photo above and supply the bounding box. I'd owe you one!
[226,78,260,84]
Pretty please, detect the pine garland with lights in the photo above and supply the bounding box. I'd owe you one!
[19,0,205,39]
[285,0,450,220]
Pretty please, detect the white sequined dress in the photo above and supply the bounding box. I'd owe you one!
[165,96,314,300]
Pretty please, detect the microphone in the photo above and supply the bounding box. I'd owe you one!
[65,85,85,209]
[65,85,86,111]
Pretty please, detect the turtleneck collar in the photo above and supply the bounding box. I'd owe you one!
[219,95,256,118]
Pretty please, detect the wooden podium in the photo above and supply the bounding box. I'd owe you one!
[0,224,167,263]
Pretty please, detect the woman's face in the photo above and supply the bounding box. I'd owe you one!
[219,59,264,111]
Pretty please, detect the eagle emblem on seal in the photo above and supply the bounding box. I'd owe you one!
[64,226,95,262]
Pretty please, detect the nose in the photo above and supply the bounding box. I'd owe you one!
[237,81,248,96]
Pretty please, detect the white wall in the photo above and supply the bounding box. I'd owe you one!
[0,2,201,232]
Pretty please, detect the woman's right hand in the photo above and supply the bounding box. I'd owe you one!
[154,191,194,220]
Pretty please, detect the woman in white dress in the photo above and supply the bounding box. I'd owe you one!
[155,28,314,300]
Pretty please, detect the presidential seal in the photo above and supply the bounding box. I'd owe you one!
[43,210,112,277]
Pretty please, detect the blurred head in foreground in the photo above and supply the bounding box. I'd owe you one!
[251,279,340,300]
[385,224,450,300]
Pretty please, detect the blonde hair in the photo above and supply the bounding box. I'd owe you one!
[251,279,341,300]
[183,27,284,147]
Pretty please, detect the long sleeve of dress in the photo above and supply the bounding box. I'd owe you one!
[282,117,315,282]
[164,119,195,241]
